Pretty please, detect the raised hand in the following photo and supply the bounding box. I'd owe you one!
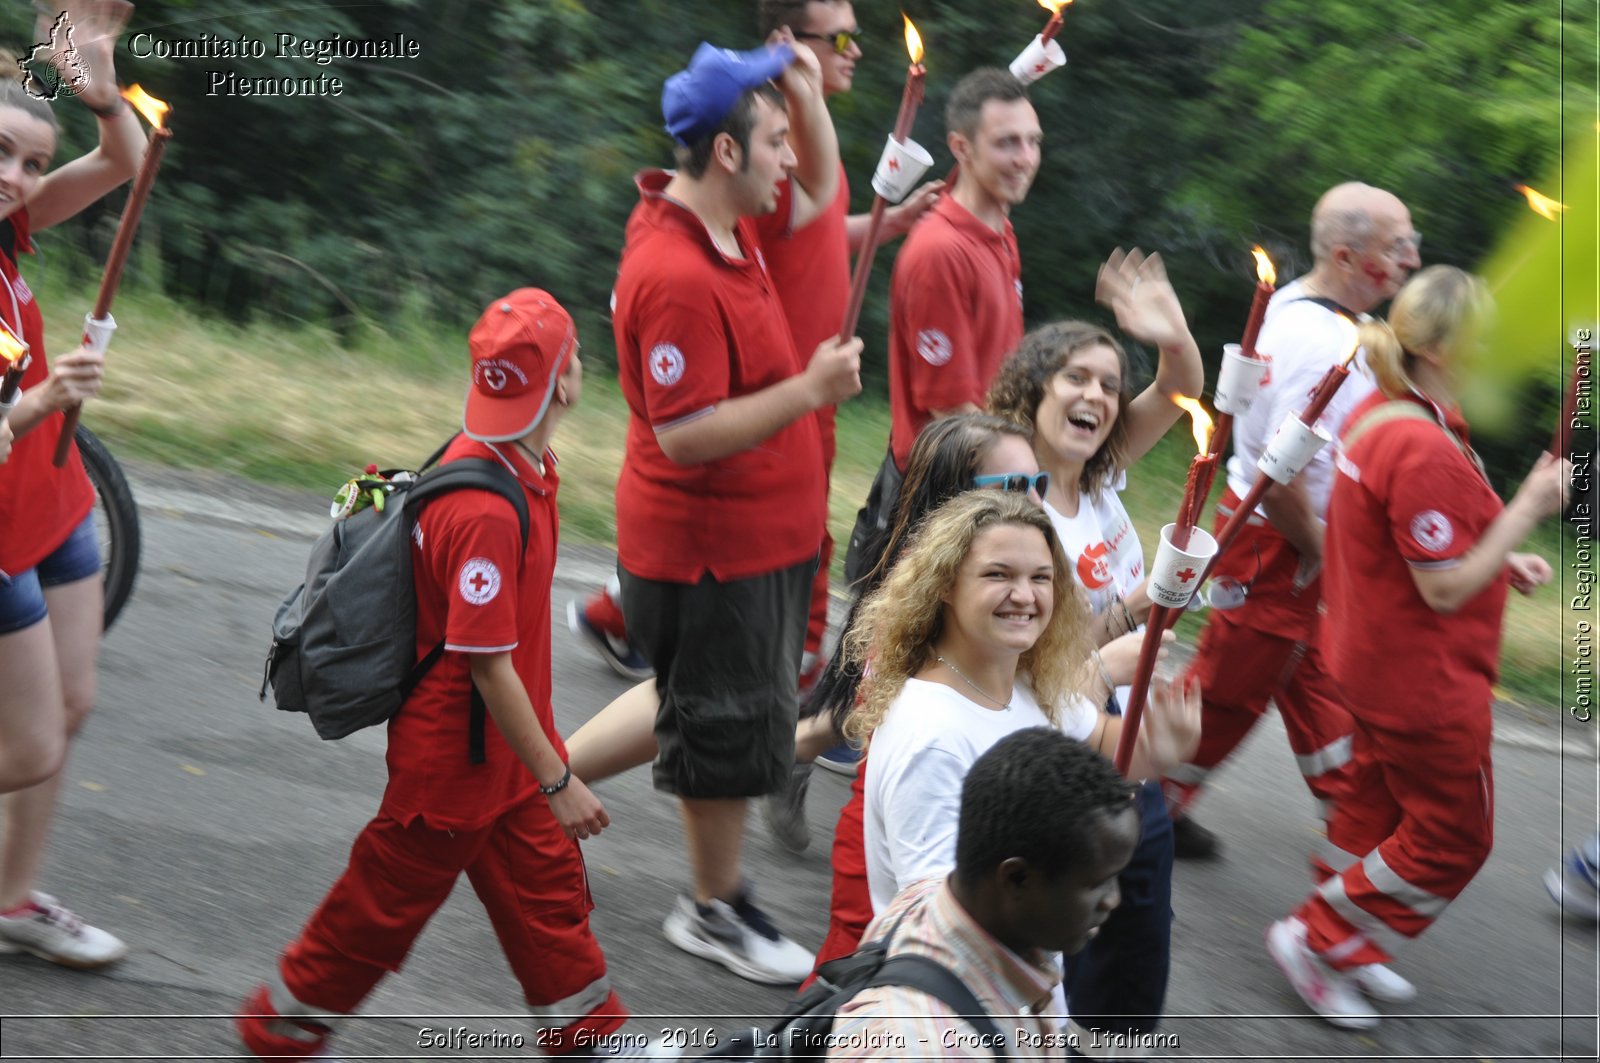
[1095,248,1194,353]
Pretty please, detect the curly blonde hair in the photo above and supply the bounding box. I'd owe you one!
[986,321,1133,496]
[841,491,1094,744]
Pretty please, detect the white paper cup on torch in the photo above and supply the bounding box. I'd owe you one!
[1214,343,1268,416]
[1147,524,1219,610]
[870,136,934,202]
[82,313,117,355]
[1256,412,1331,485]
[1009,35,1067,85]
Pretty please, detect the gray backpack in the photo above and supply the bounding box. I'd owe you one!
[260,442,528,761]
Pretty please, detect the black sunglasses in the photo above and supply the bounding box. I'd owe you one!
[973,471,1051,497]
[795,29,862,55]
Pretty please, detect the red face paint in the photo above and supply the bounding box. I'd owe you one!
[1361,262,1390,287]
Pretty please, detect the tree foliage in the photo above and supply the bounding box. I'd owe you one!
[0,0,1588,416]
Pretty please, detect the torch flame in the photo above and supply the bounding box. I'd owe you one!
[1172,394,1214,455]
[0,329,25,368]
[1514,183,1567,221]
[1037,0,1074,12]
[121,84,170,129]
[903,15,923,64]
[1251,245,1277,287]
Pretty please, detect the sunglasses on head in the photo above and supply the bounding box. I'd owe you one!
[973,471,1051,497]
[795,28,862,55]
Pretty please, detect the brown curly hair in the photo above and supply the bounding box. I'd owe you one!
[841,491,1094,744]
[986,321,1134,496]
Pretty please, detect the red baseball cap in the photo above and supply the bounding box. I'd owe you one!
[463,289,577,442]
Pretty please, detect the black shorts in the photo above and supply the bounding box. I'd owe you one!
[620,557,815,799]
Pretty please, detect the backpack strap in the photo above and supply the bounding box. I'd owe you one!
[403,457,532,764]
[865,954,1012,1060]
[1289,294,1360,321]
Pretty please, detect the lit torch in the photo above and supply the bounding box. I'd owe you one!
[1511,183,1589,457]
[0,327,30,422]
[1039,0,1073,44]
[1240,245,1277,361]
[1515,183,1567,222]
[838,16,928,341]
[55,84,174,466]
[1160,316,1360,650]
[1011,0,1070,84]
[1114,393,1219,775]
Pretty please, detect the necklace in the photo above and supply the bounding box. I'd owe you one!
[934,654,1013,711]
[513,439,546,476]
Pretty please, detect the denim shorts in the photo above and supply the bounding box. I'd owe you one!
[0,516,101,635]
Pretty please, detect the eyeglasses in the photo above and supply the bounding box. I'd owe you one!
[1381,231,1423,257]
[973,471,1051,497]
[795,29,862,55]
[1183,543,1262,612]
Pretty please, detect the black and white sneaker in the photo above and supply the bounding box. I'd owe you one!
[662,890,813,985]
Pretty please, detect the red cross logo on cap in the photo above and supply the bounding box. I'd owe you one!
[1034,61,1048,73]
[1176,567,1197,584]
[888,156,900,173]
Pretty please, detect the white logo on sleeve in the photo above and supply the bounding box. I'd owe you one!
[916,329,953,367]
[649,343,686,386]
[458,558,502,605]
[1410,510,1454,553]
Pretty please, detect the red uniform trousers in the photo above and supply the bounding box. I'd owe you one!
[1170,498,1356,835]
[804,759,872,989]
[1293,707,1494,970]
[272,798,624,1053]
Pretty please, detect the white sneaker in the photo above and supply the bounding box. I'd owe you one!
[0,892,128,969]
[1265,917,1378,1029]
[662,891,814,985]
[1351,962,1417,1002]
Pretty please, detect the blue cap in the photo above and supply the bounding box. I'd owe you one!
[662,41,794,146]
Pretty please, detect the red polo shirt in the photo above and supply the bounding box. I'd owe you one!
[756,165,850,467]
[381,437,559,831]
[1321,390,1508,728]
[611,170,827,583]
[887,194,1023,469]
[0,210,95,577]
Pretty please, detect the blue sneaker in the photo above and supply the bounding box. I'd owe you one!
[566,599,654,682]
[1544,834,1600,920]
[813,741,861,777]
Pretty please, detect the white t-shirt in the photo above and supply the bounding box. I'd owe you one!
[1044,473,1144,616]
[864,677,1096,912]
[1225,278,1377,519]
[1046,476,1145,711]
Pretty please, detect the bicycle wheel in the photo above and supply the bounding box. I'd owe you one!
[74,425,141,631]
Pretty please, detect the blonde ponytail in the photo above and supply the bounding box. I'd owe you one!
[1365,265,1492,399]
[1361,318,1410,398]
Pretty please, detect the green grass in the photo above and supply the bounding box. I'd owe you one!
[33,266,1567,710]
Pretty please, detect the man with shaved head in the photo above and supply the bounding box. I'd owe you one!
[1166,182,1421,996]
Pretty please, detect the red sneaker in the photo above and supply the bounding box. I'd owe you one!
[236,984,333,1061]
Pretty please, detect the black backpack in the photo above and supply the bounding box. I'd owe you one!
[260,438,529,762]
[700,913,1011,1062]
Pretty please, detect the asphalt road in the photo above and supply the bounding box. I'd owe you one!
[0,462,1594,1061]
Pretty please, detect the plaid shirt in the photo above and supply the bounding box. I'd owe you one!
[826,878,1067,1061]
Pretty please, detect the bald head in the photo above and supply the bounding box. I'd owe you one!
[1311,183,1407,262]
[1307,182,1420,311]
